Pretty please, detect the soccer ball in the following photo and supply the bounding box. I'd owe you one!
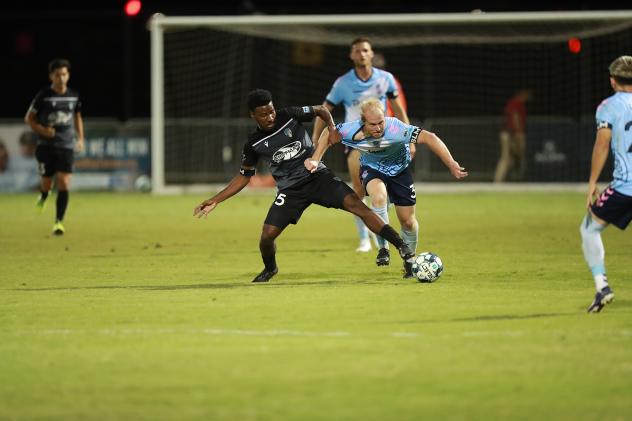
[134,174,152,192]
[411,252,443,283]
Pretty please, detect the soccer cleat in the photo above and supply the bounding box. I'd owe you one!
[36,196,47,213]
[376,248,390,266]
[402,261,414,279]
[587,285,614,313]
[398,243,415,262]
[356,238,372,253]
[52,221,65,236]
[398,243,415,279]
[252,267,278,283]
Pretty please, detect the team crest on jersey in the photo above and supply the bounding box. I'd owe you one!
[284,128,293,138]
[272,141,302,163]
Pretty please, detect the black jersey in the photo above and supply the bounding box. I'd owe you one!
[27,86,82,150]
[241,106,327,190]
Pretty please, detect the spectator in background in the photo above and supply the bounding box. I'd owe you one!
[0,140,12,192]
[494,88,532,183]
[0,140,8,173]
[9,131,40,192]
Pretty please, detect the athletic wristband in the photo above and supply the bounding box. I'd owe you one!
[239,167,256,177]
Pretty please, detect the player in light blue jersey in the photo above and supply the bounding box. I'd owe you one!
[581,55,632,313]
[312,37,412,254]
[306,99,467,277]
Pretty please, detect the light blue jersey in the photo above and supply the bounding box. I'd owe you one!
[336,117,421,176]
[326,68,399,122]
[596,92,632,196]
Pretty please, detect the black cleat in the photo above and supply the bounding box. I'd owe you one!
[398,243,415,279]
[398,243,415,262]
[252,267,278,283]
[587,285,614,313]
[402,261,414,279]
[376,248,390,266]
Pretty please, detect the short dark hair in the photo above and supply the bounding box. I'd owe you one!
[247,89,273,111]
[48,58,71,74]
[351,37,372,49]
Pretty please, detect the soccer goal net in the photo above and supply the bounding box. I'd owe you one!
[150,11,632,192]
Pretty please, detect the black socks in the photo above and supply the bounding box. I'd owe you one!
[56,190,69,222]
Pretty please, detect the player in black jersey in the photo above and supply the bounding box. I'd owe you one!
[194,89,415,282]
[25,58,84,236]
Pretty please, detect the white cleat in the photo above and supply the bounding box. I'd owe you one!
[356,238,372,253]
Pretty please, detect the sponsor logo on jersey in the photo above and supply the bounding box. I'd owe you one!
[47,111,73,126]
[410,127,421,143]
[284,128,293,138]
[302,106,310,113]
[272,141,303,163]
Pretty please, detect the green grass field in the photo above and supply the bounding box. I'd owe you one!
[1,191,630,420]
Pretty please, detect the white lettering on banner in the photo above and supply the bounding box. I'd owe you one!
[534,140,567,164]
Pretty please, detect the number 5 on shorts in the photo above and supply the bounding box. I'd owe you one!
[274,193,286,206]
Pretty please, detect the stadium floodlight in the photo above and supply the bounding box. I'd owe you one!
[150,11,632,193]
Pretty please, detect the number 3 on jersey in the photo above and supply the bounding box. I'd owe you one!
[274,193,286,206]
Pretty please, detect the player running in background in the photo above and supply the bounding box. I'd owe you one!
[25,58,84,236]
[306,98,467,277]
[581,55,632,313]
[194,89,415,283]
[312,37,412,254]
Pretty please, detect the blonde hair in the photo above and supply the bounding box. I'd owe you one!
[359,98,384,118]
[609,56,632,82]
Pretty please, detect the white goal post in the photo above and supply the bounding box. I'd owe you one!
[150,11,632,193]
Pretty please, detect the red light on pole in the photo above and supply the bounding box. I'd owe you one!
[125,0,142,16]
[568,37,581,54]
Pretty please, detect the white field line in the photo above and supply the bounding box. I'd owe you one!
[5,327,532,339]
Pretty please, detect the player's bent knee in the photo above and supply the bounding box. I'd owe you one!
[580,213,605,237]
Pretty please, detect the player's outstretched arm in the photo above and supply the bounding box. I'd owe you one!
[193,173,251,218]
[311,102,335,145]
[418,130,468,179]
[586,128,612,208]
[305,128,335,173]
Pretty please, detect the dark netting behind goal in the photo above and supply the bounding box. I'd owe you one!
[153,13,632,188]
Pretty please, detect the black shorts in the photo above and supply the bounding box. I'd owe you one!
[360,165,416,206]
[590,186,632,230]
[35,144,74,176]
[264,169,355,229]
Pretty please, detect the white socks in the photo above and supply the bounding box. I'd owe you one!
[371,205,390,249]
[401,219,419,255]
[579,213,608,291]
